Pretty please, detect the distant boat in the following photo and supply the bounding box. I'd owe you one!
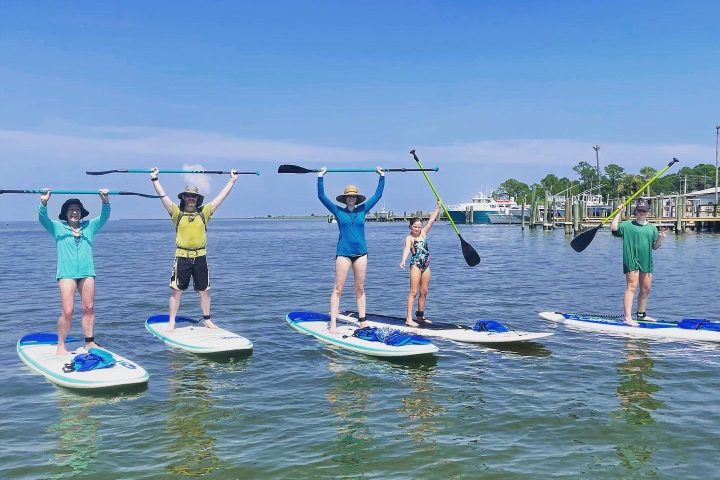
[376,204,390,222]
[447,191,519,224]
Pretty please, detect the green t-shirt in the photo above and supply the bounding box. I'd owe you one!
[612,220,659,273]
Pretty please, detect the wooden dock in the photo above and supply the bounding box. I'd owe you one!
[527,196,720,234]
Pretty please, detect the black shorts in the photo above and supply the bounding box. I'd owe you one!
[336,253,368,264]
[170,255,210,291]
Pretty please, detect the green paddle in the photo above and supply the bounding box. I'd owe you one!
[0,189,164,198]
[410,150,480,267]
[278,164,439,174]
[570,157,679,252]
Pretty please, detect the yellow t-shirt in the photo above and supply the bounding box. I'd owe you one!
[171,204,213,250]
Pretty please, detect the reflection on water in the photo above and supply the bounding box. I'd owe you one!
[613,340,663,476]
[325,359,378,466]
[165,356,220,477]
[48,388,145,479]
[396,362,444,445]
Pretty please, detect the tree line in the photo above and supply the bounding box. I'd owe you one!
[496,161,717,203]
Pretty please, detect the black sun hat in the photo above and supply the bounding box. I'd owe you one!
[58,198,90,221]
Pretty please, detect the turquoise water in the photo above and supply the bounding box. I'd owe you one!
[2,219,718,479]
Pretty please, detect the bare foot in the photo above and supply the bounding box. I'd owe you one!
[56,347,70,356]
[203,319,219,329]
[358,321,368,328]
[624,318,640,327]
[85,341,99,350]
[406,319,420,327]
[640,315,657,322]
[165,323,176,332]
[328,324,339,335]
[418,317,432,324]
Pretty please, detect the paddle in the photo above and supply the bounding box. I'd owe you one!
[570,157,679,252]
[277,164,439,174]
[409,150,480,267]
[0,189,164,198]
[86,169,259,175]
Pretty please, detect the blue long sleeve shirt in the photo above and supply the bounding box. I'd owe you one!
[318,176,384,256]
[39,203,111,280]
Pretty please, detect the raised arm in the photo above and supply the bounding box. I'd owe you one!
[422,201,442,235]
[150,167,174,214]
[610,210,622,232]
[317,169,339,214]
[87,189,111,232]
[208,170,238,214]
[363,167,385,211]
[38,190,56,234]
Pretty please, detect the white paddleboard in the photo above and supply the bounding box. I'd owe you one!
[338,311,553,343]
[17,333,149,389]
[146,314,253,354]
[540,311,720,342]
[286,311,439,357]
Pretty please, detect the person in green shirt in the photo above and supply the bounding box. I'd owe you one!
[611,199,666,326]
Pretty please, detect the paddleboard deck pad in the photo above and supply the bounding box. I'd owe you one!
[338,311,553,343]
[146,315,253,354]
[540,311,720,342]
[17,333,149,389]
[286,311,439,357]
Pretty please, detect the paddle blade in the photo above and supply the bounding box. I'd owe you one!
[277,164,314,174]
[570,226,601,252]
[86,170,124,175]
[460,236,481,266]
[116,191,165,198]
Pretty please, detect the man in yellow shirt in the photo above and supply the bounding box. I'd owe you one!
[150,168,238,331]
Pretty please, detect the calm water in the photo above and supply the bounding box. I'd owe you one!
[1,218,718,479]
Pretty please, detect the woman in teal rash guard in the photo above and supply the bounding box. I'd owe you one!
[318,167,385,334]
[39,190,110,355]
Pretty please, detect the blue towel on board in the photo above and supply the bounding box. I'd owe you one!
[64,348,116,373]
[353,326,431,346]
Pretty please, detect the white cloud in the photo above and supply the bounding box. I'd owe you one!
[0,125,713,172]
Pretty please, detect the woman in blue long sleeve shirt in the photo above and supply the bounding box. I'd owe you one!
[318,167,384,334]
[39,190,110,354]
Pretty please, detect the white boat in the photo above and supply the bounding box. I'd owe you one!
[447,191,520,224]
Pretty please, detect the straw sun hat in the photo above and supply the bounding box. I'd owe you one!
[336,185,366,204]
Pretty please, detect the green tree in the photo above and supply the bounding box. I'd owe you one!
[617,174,645,197]
[638,166,658,195]
[572,161,598,191]
[604,164,625,198]
[497,178,531,203]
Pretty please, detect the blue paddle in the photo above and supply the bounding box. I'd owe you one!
[0,189,164,198]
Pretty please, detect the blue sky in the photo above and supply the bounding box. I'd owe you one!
[1,1,719,220]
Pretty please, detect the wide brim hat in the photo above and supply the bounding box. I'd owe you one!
[178,185,205,207]
[336,185,366,205]
[58,198,90,221]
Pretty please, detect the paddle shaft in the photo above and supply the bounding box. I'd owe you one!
[0,189,164,198]
[86,169,259,175]
[277,164,439,174]
[409,150,462,237]
[598,157,679,227]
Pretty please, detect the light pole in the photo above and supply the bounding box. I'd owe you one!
[593,145,601,193]
[715,126,719,205]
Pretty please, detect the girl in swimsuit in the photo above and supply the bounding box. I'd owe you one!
[400,201,441,327]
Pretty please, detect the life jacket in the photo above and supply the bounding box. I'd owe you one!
[173,209,208,232]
